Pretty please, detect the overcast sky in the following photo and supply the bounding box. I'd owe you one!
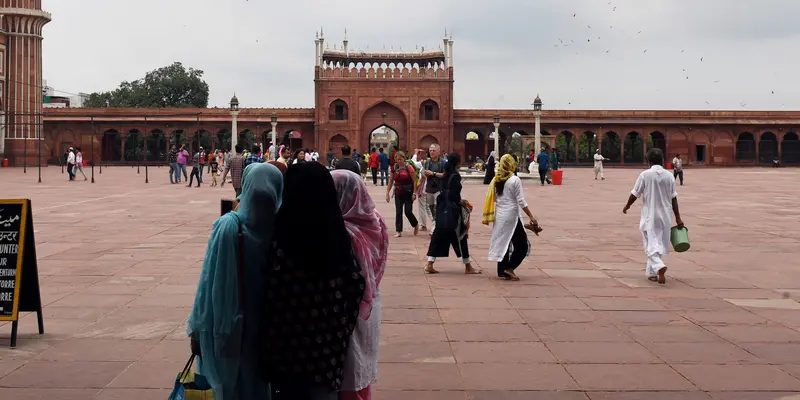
[42,0,799,110]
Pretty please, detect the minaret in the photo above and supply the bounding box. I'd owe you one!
[0,1,52,166]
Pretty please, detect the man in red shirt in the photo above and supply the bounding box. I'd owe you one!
[368,147,379,186]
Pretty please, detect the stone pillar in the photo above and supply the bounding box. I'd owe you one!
[1,2,51,166]
[120,134,126,161]
[642,137,647,164]
[574,137,580,164]
[620,138,625,165]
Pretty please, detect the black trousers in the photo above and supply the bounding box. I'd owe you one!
[673,169,684,185]
[538,169,548,184]
[188,167,201,186]
[498,220,529,277]
[371,168,378,185]
[394,192,418,232]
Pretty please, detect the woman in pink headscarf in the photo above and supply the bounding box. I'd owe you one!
[330,169,389,400]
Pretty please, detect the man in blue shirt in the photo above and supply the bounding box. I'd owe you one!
[378,147,390,186]
[536,149,551,186]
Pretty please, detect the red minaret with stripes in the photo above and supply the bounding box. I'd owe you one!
[0,0,51,167]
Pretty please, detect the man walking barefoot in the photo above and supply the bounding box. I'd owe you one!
[623,148,685,284]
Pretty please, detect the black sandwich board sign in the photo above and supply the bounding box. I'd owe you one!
[0,199,44,347]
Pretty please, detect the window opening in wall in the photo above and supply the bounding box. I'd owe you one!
[695,145,706,163]
[424,105,434,120]
[335,104,345,120]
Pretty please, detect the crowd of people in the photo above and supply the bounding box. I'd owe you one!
[183,137,687,399]
[190,162,387,399]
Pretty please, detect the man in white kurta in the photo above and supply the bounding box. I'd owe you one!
[623,149,684,284]
[593,149,607,180]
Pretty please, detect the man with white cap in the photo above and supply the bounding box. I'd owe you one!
[593,149,609,180]
[66,147,76,181]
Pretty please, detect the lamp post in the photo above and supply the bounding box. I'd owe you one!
[493,114,500,161]
[90,117,95,183]
[230,94,239,151]
[533,94,543,156]
[270,113,278,161]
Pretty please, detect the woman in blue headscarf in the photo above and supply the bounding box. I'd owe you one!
[188,163,283,400]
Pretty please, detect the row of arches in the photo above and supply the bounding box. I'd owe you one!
[735,132,800,164]
[320,64,448,80]
[462,130,667,164]
[323,61,446,70]
[329,98,440,121]
[89,129,305,162]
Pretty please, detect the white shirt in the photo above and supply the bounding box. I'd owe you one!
[488,176,529,262]
[593,153,604,168]
[631,165,678,255]
[672,157,682,171]
[311,151,319,162]
[67,151,76,164]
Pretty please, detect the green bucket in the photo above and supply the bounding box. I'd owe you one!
[670,226,690,252]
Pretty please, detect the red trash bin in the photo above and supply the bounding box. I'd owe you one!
[666,162,672,169]
[1,158,7,168]
[552,170,564,185]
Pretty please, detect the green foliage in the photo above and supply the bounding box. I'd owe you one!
[84,62,209,108]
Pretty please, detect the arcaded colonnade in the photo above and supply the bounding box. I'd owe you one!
[37,108,800,167]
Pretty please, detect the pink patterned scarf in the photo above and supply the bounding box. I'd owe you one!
[331,170,388,320]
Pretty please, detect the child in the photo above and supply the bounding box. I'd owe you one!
[209,159,219,187]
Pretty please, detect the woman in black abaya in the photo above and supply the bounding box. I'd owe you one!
[483,151,496,184]
[424,153,480,275]
[260,162,366,400]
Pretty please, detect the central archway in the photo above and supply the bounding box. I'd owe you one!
[361,101,407,153]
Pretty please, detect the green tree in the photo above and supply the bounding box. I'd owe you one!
[84,62,209,108]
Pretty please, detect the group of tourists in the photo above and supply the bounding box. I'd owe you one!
[189,162,388,399]
[63,147,87,181]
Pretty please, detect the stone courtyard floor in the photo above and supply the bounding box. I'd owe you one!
[2,165,800,399]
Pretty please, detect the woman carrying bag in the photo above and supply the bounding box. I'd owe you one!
[385,151,420,237]
[183,163,283,399]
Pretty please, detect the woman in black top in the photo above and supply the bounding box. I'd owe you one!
[261,162,366,400]
[483,151,496,184]
[424,153,480,275]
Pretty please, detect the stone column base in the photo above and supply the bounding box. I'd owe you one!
[2,139,47,167]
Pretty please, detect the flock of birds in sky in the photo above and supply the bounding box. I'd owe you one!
[554,1,780,108]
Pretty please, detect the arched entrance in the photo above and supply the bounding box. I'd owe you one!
[419,135,438,153]
[464,131,484,162]
[124,130,143,161]
[578,131,598,163]
[556,131,576,163]
[624,132,644,163]
[370,125,399,153]
[736,132,756,161]
[362,101,407,152]
[783,132,800,164]
[758,132,778,164]
[147,130,167,161]
[648,132,666,154]
[330,134,348,157]
[283,130,303,150]
[101,130,122,161]
[603,132,621,163]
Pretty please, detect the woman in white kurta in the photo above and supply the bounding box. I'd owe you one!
[483,154,538,281]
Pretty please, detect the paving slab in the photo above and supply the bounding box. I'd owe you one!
[2,167,800,396]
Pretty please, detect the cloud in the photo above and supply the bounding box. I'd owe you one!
[42,0,798,110]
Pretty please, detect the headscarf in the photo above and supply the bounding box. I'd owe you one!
[482,154,518,225]
[188,162,282,398]
[263,162,365,391]
[275,162,353,273]
[267,160,286,175]
[331,169,389,320]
